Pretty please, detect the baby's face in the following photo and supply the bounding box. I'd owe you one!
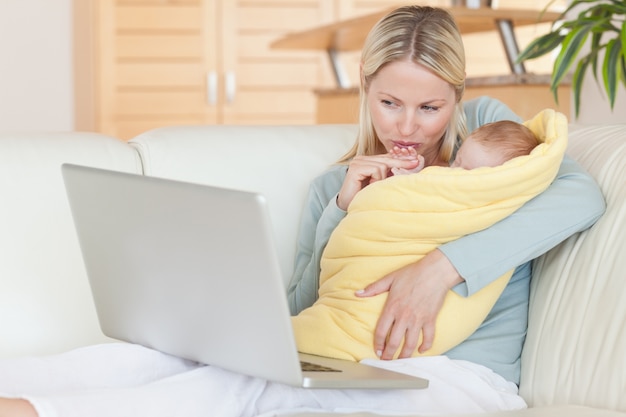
[451,137,505,170]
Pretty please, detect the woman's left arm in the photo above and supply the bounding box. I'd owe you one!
[361,155,606,359]
[440,155,606,296]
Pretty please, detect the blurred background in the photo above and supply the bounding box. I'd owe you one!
[0,0,622,138]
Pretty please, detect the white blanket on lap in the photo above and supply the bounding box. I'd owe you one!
[1,343,525,416]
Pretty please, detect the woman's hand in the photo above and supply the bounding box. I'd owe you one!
[337,154,421,210]
[355,249,464,359]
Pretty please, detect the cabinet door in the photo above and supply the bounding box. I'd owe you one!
[219,0,335,125]
[92,0,337,139]
[96,0,219,140]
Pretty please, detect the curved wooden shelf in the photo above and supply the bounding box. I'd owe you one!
[272,6,560,85]
[271,7,559,52]
[272,6,567,122]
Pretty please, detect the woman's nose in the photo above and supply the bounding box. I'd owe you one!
[398,112,418,136]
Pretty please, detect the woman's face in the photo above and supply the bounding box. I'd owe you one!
[366,60,457,166]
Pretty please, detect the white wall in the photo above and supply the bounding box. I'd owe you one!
[0,0,74,131]
[576,70,626,125]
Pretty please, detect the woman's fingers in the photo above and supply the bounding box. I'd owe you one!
[418,321,435,354]
[375,291,435,360]
[376,312,436,360]
[357,250,463,360]
[355,274,393,297]
[382,316,434,359]
[337,154,420,210]
[380,313,419,360]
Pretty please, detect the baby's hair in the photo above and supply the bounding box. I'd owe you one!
[469,120,538,161]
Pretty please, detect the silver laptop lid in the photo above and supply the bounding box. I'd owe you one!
[63,164,428,390]
[62,164,304,386]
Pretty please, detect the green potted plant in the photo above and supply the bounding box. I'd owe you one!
[516,0,626,117]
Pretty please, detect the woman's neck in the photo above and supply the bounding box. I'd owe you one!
[423,150,448,167]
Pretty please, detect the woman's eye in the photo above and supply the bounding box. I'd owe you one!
[422,105,438,112]
[381,99,394,106]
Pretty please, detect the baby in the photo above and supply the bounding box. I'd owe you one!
[391,120,538,174]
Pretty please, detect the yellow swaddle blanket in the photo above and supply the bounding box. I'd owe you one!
[292,109,568,361]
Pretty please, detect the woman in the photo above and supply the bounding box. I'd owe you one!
[0,5,604,417]
[286,5,604,384]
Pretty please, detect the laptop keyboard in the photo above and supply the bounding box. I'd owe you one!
[300,360,342,372]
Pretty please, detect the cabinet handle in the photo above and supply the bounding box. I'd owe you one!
[225,71,236,104]
[206,71,218,105]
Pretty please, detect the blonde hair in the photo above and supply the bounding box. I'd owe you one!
[469,120,538,161]
[339,6,468,163]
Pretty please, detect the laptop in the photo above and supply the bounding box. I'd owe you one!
[61,163,428,390]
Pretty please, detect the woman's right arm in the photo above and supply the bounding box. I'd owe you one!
[287,154,421,315]
[287,167,347,315]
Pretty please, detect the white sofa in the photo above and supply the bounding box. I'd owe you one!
[0,122,624,417]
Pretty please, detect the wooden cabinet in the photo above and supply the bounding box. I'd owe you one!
[87,0,340,140]
[94,0,212,139]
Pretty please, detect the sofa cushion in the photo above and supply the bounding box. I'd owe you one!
[129,125,356,285]
[520,125,626,410]
[0,132,141,358]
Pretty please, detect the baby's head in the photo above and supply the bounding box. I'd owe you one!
[452,121,538,169]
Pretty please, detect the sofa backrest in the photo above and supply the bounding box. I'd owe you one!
[130,124,357,284]
[1,123,624,413]
[0,132,142,358]
[520,124,626,410]
[133,123,626,410]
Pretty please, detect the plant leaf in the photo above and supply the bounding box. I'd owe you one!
[622,23,626,87]
[603,38,623,109]
[589,31,602,80]
[517,32,565,62]
[622,16,626,56]
[587,5,618,32]
[551,23,594,91]
[572,56,591,118]
[588,4,626,18]
[524,0,626,117]
[557,0,602,23]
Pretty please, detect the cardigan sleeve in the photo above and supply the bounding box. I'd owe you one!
[441,155,605,295]
[442,97,605,296]
[286,166,347,315]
